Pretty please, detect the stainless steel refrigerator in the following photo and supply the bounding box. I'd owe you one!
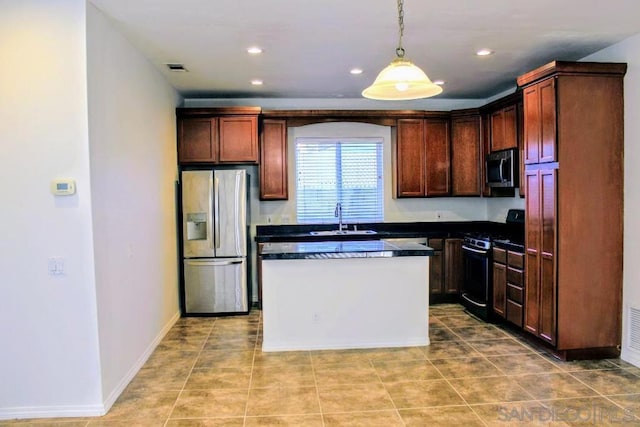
[181,169,250,314]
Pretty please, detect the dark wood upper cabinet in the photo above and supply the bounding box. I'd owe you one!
[490,110,505,151]
[503,105,518,150]
[490,104,518,152]
[425,119,450,196]
[177,107,261,165]
[218,116,258,163]
[481,112,492,197]
[395,117,451,198]
[451,112,482,196]
[523,78,556,164]
[178,118,218,163]
[395,119,426,197]
[260,119,288,200]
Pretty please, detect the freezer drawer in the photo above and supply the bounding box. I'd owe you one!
[184,258,248,314]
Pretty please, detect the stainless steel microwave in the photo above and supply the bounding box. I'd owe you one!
[486,148,518,188]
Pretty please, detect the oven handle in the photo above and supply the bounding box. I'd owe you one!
[462,245,489,255]
[461,293,487,308]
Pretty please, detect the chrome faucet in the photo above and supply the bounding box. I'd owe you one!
[334,202,346,231]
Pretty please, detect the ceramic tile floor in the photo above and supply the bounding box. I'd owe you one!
[4,303,640,426]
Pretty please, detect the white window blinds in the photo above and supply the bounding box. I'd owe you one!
[295,138,384,223]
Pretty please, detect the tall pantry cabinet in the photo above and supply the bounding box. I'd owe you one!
[517,61,626,359]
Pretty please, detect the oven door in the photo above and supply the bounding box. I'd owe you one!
[461,244,491,318]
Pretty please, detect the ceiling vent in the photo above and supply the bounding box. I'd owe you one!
[166,63,188,72]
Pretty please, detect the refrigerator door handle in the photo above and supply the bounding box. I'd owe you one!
[185,259,243,267]
[208,173,214,250]
[234,172,243,254]
[214,176,221,249]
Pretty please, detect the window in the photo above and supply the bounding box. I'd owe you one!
[295,137,383,223]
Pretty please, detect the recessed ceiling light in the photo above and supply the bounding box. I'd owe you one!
[165,63,188,72]
[433,80,446,85]
[247,46,263,54]
[250,79,263,86]
[476,49,494,57]
[350,68,363,75]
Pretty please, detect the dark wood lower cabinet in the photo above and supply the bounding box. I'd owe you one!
[492,249,507,318]
[493,247,524,327]
[444,239,463,294]
[524,167,557,345]
[429,239,444,297]
[429,238,463,303]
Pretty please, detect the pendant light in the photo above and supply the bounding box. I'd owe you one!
[362,0,443,100]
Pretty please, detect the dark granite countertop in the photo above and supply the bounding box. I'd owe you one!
[493,239,526,253]
[256,221,521,243]
[260,239,434,260]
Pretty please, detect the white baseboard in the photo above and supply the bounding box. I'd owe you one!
[0,404,106,421]
[262,338,430,352]
[621,347,640,368]
[0,310,181,421]
[102,310,181,413]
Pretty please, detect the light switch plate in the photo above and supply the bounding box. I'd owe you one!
[48,257,65,275]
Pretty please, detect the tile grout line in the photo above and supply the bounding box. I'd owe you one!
[369,356,406,426]
[563,367,633,413]
[427,351,489,427]
[435,311,542,426]
[308,350,326,427]
[242,312,262,427]
[162,318,216,427]
[458,317,636,421]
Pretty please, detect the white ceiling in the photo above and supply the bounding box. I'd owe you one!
[90,0,640,99]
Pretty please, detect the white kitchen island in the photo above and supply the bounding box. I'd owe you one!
[260,240,433,352]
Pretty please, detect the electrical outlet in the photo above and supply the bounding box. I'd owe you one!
[266,215,273,224]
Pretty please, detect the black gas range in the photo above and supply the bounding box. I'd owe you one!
[460,209,524,320]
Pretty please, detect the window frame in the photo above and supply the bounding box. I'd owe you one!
[294,137,384,224]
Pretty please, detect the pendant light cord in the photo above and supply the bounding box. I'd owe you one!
[396,0,405,58]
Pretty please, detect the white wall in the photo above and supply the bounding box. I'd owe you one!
[0,0,103,418]
[583,34,640,366]
[486,191,525,222]
[86,4,182,408]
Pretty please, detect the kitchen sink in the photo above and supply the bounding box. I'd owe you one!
[309,230,377,236]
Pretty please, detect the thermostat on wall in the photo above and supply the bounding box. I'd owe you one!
[51,178,76,196]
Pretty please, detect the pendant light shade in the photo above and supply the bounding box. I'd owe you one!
[362,57,443,100]
[362,0,443,101]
